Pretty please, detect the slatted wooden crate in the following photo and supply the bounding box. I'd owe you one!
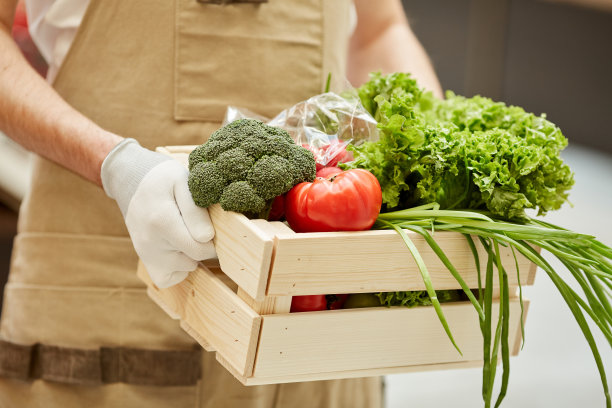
[135,146,537,385]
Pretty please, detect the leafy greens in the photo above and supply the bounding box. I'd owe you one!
[347,72,574,219]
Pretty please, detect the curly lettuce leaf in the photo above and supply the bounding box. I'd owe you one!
[345,73,574,219]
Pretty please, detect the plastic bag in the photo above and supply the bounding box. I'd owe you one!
[223,91,378,168]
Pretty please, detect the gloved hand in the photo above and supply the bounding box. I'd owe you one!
[101,138,216,288]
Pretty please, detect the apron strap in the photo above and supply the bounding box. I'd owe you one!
[0,340,201,386]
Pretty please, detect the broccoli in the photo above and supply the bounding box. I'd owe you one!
[188,119,316,217]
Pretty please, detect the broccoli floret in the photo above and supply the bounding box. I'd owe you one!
[247,155,293,200]
[216,147,255,181]
[219,181,266,214]
[288,144,317,183]
[188,119,316,217]
[188,162,226,207]
[266,125,295,144]
[188,144,207,171]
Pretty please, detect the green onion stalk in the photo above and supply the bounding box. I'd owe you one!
[374,203,611,408]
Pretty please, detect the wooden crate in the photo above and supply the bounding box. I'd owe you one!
[136,146,536,385]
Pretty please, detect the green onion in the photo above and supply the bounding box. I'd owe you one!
[378,219,462,354]
[375,204,611,408]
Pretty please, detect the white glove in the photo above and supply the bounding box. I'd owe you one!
[101,138,216,288]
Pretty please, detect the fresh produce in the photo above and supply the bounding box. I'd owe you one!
[348,72,574,219]
[290,294,348,312]
[267,195,285,221]
[343,293,381,309]
[326,294,349,310]
[346,73,611,408]
[285,169,382,232]
[290,295,327,312]
[302,141,354,171]
[315,166,342,179]
[188,119,316,217]
[377,289,464,307]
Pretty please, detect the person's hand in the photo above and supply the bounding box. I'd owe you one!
[101,138,216,288]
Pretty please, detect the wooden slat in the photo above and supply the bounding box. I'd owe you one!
[180,320,214,352]
[208,204,274,301]
[137,262,261,377]
[238,288,292,315]
[267,230,536,296]
[241,360,484,386]
[156,145,196,168]
[241,219,292,314]
[252,299,527,378]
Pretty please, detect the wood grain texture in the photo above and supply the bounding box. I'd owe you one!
[138,262,261,377]
[268,230,536,296]
[238,288,292,315]
[208,204,274,301]
[252,299,527,378]
[180,320,214,352]
[241,360,484,386]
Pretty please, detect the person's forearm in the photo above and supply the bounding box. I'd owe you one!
[0,18,121,186]
[348,0,443,98]
[348,24,443,98]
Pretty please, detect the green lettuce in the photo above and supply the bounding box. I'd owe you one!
[377,289,464,307]
[346,73,574,219]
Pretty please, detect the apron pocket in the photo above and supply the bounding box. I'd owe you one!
[174,0,324,122]
[0,284,196,349]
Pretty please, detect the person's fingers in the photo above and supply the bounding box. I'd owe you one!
[125,160,218,288]
[156,202,216,261]
[174,169,216,243]
[146,252,195,288]
[128,162,216,261]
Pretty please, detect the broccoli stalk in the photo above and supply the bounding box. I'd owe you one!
[188,119,316,218]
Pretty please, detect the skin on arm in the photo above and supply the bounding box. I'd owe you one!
[349,0,444,98]
[0,0,122,186]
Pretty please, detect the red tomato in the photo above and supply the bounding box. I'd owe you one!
[301,141,354,170]
[285,169,382,233]
[322,142,354,167]
[290,295,327,312]
[316,166,342,179]
[267,195,285,221]
[290,294,349,312]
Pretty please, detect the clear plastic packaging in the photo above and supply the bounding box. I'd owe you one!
[223,91,378,168]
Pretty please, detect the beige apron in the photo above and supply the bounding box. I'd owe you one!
[0,0,382,406]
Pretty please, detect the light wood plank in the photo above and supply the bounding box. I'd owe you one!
[208,204,274,301]
[138,262,262,377]
[180,320,214,352]
[238,288,292,315]
[241,360,485,386]
[242,219,293,314]
[156,145,196,168]
[252,299,526,378]
[267,230,536,296]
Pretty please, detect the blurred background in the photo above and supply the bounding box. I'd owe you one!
[0,0,610,406]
